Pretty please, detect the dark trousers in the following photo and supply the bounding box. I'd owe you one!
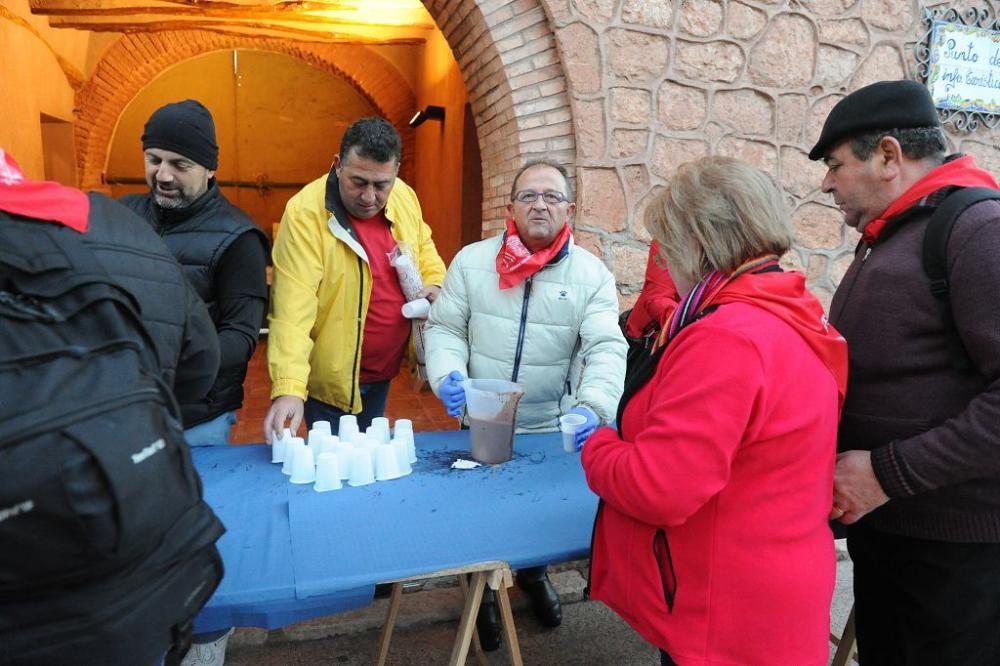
[847,522,1000,666]
[304,380,391,435]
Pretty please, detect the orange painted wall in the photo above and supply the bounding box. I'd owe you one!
[411,27,469,266]
[0,0,88,179]
[106,49,378,237]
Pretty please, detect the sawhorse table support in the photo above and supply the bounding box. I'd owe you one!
[375,561,523,666]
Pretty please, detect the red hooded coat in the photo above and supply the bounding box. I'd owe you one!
[583,269,847,666]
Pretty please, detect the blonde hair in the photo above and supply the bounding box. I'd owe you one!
[644,156,792,285]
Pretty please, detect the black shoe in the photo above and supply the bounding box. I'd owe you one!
[517,574,562,627]
[476,588,502,652]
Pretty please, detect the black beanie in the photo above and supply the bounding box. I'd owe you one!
[808,80,940,161]
[141,99,219,170]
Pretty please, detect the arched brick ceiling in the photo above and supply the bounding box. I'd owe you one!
[75,31,415,189]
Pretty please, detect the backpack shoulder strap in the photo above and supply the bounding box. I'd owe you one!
[923,186,1000,298]
[921,186,1000,372]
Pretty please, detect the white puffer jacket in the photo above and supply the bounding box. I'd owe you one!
[424,234,627,432]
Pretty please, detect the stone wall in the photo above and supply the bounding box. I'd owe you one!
[543,0,1000,309]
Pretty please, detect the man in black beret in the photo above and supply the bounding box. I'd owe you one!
[815,80,1000,664]
[121,99,270,666]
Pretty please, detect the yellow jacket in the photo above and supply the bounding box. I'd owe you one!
[268,172,446,411]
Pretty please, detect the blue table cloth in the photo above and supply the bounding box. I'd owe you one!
[192,430,597,632]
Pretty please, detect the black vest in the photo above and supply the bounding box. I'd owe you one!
[121,183,268,425]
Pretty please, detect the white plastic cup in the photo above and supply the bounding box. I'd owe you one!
[401,297,431,319]
[371,416,390,436]
[348,447,376,487]
[314,452,343,492]
[374,443,402,481]
[393,428,417,464]
[334,442,354,479]
[319,434,340,456]
[312,420,332,436]
[289,443,317,484]
[282,437,305,475]
[367,421,389,445]
[559,413,588,453]
[393,438,412,476]
[271,431,288,464]
[339,414,359,442]
[307,428,326,448]
[394,420,416,462]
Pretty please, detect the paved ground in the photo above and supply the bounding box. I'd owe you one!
[223,548,855,666]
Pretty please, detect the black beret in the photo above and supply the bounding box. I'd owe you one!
[141,99,219,170]
[808,80,940,161]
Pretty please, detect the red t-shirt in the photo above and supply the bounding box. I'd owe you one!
[350,212,410,382]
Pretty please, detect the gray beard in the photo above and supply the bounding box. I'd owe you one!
[153,192,191,209]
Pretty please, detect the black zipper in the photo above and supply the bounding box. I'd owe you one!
[511,277,533,382]
[350,255,365,412]
[584,498,605,600]
[653,528,677,612]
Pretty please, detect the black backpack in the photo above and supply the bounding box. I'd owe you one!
[0,216,225,666]
[922,186,1000,370]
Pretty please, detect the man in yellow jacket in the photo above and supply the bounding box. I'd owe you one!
[264,117,445,439]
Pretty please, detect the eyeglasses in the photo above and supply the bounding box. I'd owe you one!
[512,190,569,205]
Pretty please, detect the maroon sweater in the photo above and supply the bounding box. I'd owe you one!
[831,181,1000,542]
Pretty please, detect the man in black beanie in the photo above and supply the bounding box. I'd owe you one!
[121,99,269,666]
[814,80,1000,665]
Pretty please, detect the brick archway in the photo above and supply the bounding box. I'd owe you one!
[75,1,578,234]
[422,0,576,233]
[75,32,416,190]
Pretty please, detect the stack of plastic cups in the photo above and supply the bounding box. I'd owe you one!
[290,442,316,484]
[394,419,417,464]
[348,447,376,487]
[282,437,305,476]
[312,420,332,436]
[339,414,359,443]
[272,427,292,464]
[314,452,343,492]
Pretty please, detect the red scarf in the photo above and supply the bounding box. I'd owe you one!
[0,149,89,232]
[660,257,848,410]
[495,217,572,289]
[862,154,999,243]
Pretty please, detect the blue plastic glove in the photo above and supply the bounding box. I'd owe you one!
[567,406,599,449]
[439,371,466,416]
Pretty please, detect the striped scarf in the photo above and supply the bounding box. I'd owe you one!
[656,255,779,349]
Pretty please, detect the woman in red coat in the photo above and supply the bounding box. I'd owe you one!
[582,156,848,666]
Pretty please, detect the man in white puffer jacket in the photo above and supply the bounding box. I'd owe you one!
[423,159,626,651]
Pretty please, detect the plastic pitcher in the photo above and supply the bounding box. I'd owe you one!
[463,378,524,464]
